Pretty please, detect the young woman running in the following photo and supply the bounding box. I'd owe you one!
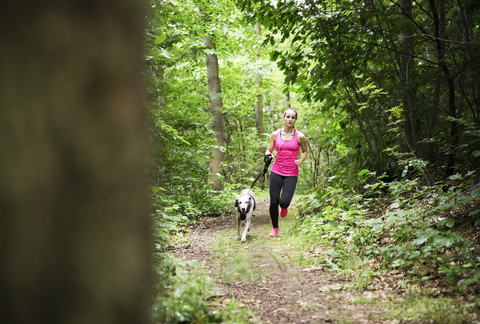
[264,108,308,237]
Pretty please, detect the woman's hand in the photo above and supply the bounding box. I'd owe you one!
[295,159,302,167]
[264,153,273,163]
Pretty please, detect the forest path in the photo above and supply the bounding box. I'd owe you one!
[174,196,397,323]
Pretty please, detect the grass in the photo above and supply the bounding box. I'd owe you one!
[385,292,477,323]
[348,296,377,305]
[278,207,326,266]
[214,297,258,323]
[271,252,287,269]
[212,234,269,284]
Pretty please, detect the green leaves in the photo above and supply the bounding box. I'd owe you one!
[236,0,480,178]
[147,0,480,304]
[154,34,167,45]
[295,171,480,291]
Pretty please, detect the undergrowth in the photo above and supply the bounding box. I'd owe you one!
[149,161,480,322]
[152,253,253,323]
[151,183,252,323]
[151,183,235,251]
[290,169,480,320]
[153,255,218,323]
[386,291,477,323]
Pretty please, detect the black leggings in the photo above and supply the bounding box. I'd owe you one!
[269,171,298,228]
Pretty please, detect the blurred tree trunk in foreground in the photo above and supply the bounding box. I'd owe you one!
[0,1,151,324]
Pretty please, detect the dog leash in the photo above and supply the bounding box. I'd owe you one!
[250,155,273,189]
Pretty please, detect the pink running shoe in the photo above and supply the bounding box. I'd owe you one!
[280,208,288,218]
[269,228,279,237]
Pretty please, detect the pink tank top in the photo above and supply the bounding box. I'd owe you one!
[271,129,301,177]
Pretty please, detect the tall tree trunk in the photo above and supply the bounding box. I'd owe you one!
[457,0,480,121]
[399,0,419,153]
[0,1,151,324]
[204,36,225,191]
[285,91,291,109]
[255,22,264,136]
[429,0,458,175]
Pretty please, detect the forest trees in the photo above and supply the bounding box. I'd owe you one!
[148,0,479,200]
[236,0,480,180]
[149,2,480,319]
[146,0,288,196]
[148,0,480,197]
[147,4,291,318]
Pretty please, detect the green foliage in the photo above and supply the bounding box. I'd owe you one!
[151,186,193,250]
[151,183,235,252]
[216,298,254,323]
[146,1,287,319]
[146,0,290,193]
[153,254,222,323]
[295,171,480,292]
[152,251,254,323]
[236,0,480,178]
[387,292,477,324]
[146,0,480,321]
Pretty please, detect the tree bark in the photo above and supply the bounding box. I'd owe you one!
[204,36,225,191]
[429,0,458,175]
[0,1,151,324]
[457,0,480,121]
[285,91,292,109]
[399,0,419,153]
[255,22,264,136]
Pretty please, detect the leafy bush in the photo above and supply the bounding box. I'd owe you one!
[295,171,480,293]
[153,255,222,323]
[151,183,235,250]
[150,184,250,323]
[152,252,254,324]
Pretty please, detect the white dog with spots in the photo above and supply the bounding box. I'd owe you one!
[234,189,256,242]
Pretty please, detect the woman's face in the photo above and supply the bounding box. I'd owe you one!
[283,110,297,128]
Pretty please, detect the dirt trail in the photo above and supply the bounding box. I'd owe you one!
[174,197,396,323]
